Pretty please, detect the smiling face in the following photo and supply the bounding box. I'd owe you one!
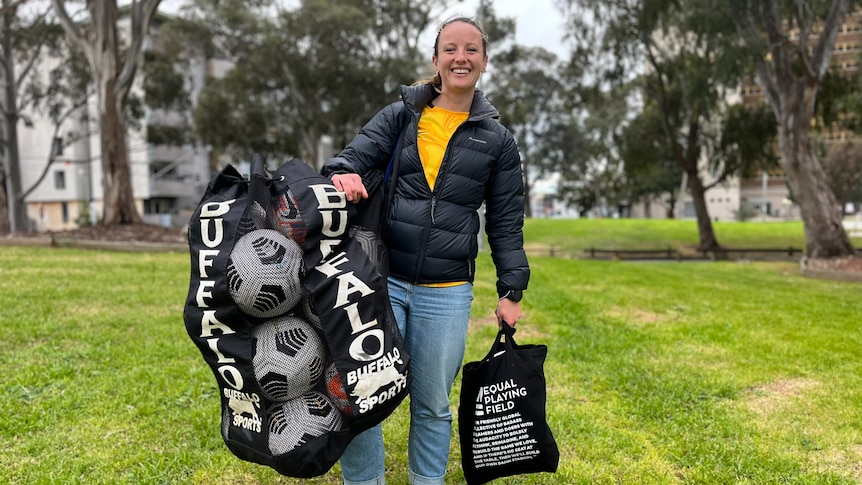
[432,20,489,96]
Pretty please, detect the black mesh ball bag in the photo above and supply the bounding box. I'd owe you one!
[183,157,410,477]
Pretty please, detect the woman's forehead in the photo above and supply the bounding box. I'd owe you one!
[438,21,483,42]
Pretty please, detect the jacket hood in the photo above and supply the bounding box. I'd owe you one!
[399,84,499,122]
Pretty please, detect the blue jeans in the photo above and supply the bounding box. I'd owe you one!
[340,277,474,485]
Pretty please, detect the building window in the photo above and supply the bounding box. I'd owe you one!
[54,170,66,190]
[61,202,69,223]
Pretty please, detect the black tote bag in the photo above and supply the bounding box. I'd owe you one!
[458,324,559,485]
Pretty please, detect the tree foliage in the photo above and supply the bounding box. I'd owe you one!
[181,0,455,167]
[485,43,571,217]
[561,0,780,249]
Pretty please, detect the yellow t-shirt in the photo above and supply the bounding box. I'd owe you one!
[417,104,470,288]
[417,105,469,191]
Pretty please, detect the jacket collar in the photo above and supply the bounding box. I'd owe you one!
[400,83,499,122]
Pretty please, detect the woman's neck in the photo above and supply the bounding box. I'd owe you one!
[433,90,474,113]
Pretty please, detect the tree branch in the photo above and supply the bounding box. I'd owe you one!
[811,0,849,82]
[51,0,86,52]
[115,0,162,98]
[21,96,90,199]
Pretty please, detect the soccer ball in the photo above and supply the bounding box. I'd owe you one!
[323,361,352,415]
[227,229,303,319]
[267,391,344,455]
[273,191,308,246]
[349,226,383,268]
[237,200,271,238]
[252,316,326,402]
[297,294,323,332]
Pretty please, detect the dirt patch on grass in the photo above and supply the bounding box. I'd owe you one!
[744,378,820,415]
[810,444,862,482]
[605,306,665,326]
[804,255,862,273]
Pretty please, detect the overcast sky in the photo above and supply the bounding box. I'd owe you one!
[440,0,569,58]
[158,0,570,59]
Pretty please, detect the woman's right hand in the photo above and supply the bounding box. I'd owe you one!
[331,173,368,203]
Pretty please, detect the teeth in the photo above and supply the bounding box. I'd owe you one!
[453,69,470,74]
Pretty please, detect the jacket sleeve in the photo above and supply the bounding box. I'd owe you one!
[484,129,530,295]
[322,102,406,178]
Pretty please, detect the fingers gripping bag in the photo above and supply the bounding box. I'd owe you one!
[183,157,410,477]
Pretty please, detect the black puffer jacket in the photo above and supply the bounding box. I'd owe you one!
[324,84,529,294]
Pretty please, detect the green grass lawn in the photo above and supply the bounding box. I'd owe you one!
[523,218,862,255]
[2,219,862,484]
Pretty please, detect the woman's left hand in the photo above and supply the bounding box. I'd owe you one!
[495,298,522,329]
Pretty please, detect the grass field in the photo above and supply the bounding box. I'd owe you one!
[2,219,862,484]
[522,218,862,256]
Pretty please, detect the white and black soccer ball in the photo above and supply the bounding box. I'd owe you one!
[297,294,323,332]
[267,391,343,455]
[237,200,270,238]
[227,229,303,318]
[252,316,326,402]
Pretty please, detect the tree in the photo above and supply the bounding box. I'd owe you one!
[824,142,862,215]
[563,0,778,249]
[730,0,855,258]
[1,0,93,233]
[20,41,92,200]
[52,0,162,225]
[484,45,570,217]
[182,0,454,168]
[617,104,684,218]
[563,0,725,248]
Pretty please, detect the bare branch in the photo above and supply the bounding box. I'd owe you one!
[115,0,162,98]
[21,96,91,199]
[51,0,86,51]
[811,0,850,81]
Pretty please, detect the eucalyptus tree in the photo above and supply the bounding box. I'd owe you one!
[484,45,571,217]
[1,0,92,233]
[617,103,684,218]
[184,0,455,167]
[728,0,856,258]
[52,0,162,225]
[562,0,776,250]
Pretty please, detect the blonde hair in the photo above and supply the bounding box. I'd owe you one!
[415,16,490,91]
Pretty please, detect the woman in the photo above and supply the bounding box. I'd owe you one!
[324,16,530,485]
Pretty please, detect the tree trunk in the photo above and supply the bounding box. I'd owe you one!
[92,4,139,225]
[99,84,139,224]
[0,171,9,233]
[777,86,853,258]
[52,0,161,226]
[2,3,26,232]
[686,167,720,250]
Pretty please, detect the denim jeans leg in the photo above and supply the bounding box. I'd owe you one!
[340,424,385,485]
[388,278,473,484]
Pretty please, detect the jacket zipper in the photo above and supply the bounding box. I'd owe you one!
[412,122,464,282]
